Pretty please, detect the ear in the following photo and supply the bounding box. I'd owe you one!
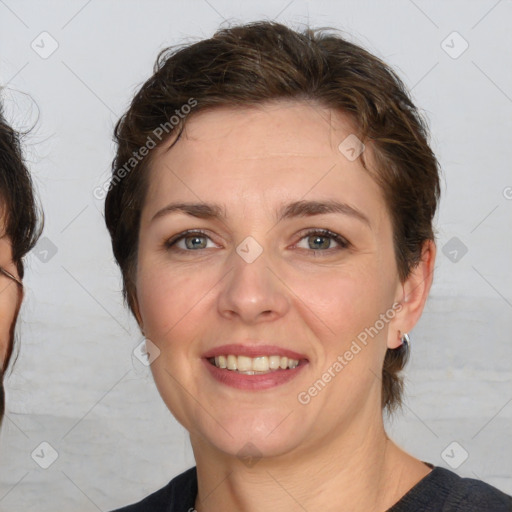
[387,239,436,349]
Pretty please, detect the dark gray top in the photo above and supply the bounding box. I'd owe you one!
[112,464,512,511]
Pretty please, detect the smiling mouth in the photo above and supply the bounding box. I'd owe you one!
[208,354,304,375]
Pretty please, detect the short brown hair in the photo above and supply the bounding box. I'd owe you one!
[105,21,440,412]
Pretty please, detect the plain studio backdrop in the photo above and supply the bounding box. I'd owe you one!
[0,1,511,510]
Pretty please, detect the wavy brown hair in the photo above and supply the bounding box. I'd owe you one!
[105,21,440,412]
[0,103,42,420]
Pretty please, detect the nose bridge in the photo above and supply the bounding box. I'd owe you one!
[217,235,288,322]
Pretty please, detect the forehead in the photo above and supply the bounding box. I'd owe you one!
[163,100,358,159]
[142,101,387,225]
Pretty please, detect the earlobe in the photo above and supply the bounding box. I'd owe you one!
[387,329,410,350]
[387,240,436,349]
[388,329,406,350]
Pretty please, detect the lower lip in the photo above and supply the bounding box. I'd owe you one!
[202,358,308,390]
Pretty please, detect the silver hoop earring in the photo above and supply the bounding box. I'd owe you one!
[401,332,410,350]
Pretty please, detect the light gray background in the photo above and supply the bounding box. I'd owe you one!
[0,0,511,510]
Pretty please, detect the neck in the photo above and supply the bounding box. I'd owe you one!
[190,409,430,512]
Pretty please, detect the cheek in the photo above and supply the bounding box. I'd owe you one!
[136,254,394,350]
[286,260,395,403]
[291,272,360,341]
[290,261,392,339]
[136,262,216,342]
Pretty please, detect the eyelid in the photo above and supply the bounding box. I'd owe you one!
[164,229,218,250]
[295,228,351,250]
[164,228,351,252]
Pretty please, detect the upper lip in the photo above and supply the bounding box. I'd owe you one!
[202,343,308,360]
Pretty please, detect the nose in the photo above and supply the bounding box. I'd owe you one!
[217,243,290,324]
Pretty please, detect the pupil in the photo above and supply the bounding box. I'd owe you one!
[186,236,206,249]
[310,236,329,250]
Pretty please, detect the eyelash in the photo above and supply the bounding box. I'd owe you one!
[164,229,350,255]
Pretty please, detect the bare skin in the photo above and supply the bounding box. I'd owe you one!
[133,100,436,511]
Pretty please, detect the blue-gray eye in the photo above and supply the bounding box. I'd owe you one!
[296,230,349,251]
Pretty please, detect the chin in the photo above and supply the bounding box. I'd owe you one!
[193,409,307,461]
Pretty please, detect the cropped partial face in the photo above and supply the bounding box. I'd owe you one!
[133,101,413,459]
[0,222,22,369]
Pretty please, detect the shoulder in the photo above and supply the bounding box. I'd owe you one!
[443,468,512,511]
[110,467,197,512]
[390,466,512,512]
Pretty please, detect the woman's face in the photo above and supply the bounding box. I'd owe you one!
[134,101,423,460]
[0,230,21,368]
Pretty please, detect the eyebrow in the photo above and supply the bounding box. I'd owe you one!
[151,199,371,228]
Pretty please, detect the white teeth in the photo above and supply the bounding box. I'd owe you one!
[227,355,237,370]
[237,355,253,372]
[269,355,280,370]
[210,354,300,372]
[252,356,268,372]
